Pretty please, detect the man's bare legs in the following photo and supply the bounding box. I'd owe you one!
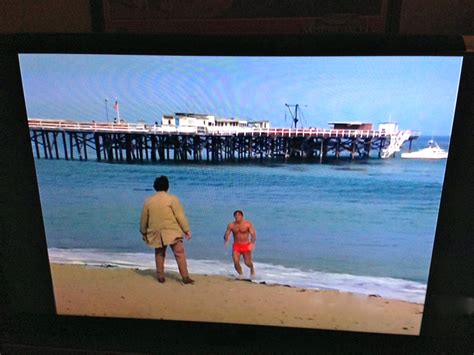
[170,240,190,279]
[233,251,255,279]
[232,251,243,278]
[154,241,194,284]
[154,247,167,282]
[243,251,256,278]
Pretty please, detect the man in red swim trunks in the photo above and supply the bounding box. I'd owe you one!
[223,210,256,278]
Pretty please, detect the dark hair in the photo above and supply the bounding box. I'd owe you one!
[153,176,169,192]
[233,210,243,217]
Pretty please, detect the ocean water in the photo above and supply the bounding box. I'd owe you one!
[35,136,450,304]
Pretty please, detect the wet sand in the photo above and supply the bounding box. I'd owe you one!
[50,263,423,335]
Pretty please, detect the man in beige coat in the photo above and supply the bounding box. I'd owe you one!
[140,176,194,284]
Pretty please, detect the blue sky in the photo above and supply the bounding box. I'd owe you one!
[19,54,462,135]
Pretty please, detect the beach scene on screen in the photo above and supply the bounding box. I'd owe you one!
[19,54,462,335]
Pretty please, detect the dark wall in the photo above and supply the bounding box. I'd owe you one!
[0,0,473,35]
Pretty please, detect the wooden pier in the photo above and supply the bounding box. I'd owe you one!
[28,119,420,163]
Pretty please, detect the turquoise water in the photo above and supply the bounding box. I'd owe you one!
[35,136,449,303]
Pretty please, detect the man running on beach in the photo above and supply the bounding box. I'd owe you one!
[223,210,256,278]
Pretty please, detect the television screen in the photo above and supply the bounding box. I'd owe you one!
[15,51,463,336]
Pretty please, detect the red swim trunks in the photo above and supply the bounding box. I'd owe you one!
[233,242,254,253]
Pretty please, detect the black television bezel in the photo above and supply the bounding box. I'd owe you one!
[1,34,472,353]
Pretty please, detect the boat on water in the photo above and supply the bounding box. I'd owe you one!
[401,140,448,159]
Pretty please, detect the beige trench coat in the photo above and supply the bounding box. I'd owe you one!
[139,191,190,248]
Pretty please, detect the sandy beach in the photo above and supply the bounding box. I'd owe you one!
[50,263,423,335]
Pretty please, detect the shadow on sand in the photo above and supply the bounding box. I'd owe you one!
[133,268,183,283]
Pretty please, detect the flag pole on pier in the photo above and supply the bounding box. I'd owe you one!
[104,98,109,123]
[114,98,120,122]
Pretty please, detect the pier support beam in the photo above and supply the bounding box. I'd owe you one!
[42,131,49,159]
[82,133,88,161]
[32,131,40,158]
[69,133,74,160]
[74,133,83,161]
[125,134,132,162]
[364,138,372,158]
[150,136,157,162]
[94,133,101,161]
[319,139,324,164]
[62,132,69,160]
[52,132,60,159]
[105,134,113,162]
[45,131,53,159]
[28,129,417,164]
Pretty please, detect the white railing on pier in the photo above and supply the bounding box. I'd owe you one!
[27,118,421,140]
[380,130,413,159]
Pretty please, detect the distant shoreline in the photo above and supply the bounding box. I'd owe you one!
[50,263,423,335]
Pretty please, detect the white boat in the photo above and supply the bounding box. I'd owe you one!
[401,140,448,159]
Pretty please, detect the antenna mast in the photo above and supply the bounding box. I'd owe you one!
[285,104,300,128]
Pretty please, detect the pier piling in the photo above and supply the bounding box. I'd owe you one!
[28,119,419,164]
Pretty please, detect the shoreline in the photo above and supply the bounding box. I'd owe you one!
[50,263,423,335]
[47,248,427,304]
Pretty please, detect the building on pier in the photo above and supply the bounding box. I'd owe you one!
[328,122,373,130]
[248,120,270,129]
[160,113,269,134]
